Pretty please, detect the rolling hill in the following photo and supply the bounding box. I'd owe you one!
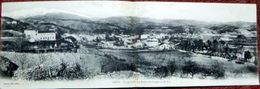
[1,12,257,37]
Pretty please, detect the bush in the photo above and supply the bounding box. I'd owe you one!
[210,64,225,79]
[0,56,19,77]
[154,66,169,78]
[200,62,225,79]
[181,60,200,78]
[246,65,257,73]
[57,63,86,80]
[101,59,136,73]
[167,61,177,75]
[18,62,87,80]
[254,59,258,66]
[181,60,225,79]
[153,61,177,78]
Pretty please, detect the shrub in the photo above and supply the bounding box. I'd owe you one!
[181,60,200,78]
[57,63,86,80]
[181,60,225,79]
[20,62,87,80]
[25,64,61,80]
[167,61,177,75]
[153,61,177,78]
[246,65,257,73]
[101,59,136,73]
[200,62,225,79]
[210,63,225,79]
[154,66,169,78]
[254,59,258,66]
[0,56,19,77]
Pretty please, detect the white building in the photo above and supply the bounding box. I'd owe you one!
[24,30,56,42]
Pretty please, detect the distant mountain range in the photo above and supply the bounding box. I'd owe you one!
[23,12,88,20]
[1,12,257,37]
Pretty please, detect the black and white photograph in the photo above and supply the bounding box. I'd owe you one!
[0,1,258,88]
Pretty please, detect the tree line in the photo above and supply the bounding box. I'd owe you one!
[177,38,253,63]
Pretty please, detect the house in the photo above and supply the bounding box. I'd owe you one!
[24,30,56,42]
[157,43,175,50]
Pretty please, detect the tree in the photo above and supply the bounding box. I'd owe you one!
[114,39,124,46]
[134,26,145,40]
[217,40,226,57]
[191,40,196,52]
[179,39,189,50]
[224,44,230,58]
[244,51,252,62]
[95,37,101,42]
[206,40,212,51]
[212,39,218,53]
[193,39,199,51]
[197,39,204,51]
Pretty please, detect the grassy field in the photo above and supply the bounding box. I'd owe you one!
[0,46,258,80]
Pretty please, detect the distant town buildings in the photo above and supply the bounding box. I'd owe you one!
[24,30,56,42]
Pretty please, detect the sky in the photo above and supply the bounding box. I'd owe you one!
[2,1,257,22]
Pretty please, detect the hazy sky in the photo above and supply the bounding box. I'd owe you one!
[2,1,257,22]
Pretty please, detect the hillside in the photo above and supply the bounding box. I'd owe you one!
[2,16,33,32]
[2,12,257,37]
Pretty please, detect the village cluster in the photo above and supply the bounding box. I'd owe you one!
[79,29,256,64]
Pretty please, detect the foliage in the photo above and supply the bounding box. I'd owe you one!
[14,62,88,80]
